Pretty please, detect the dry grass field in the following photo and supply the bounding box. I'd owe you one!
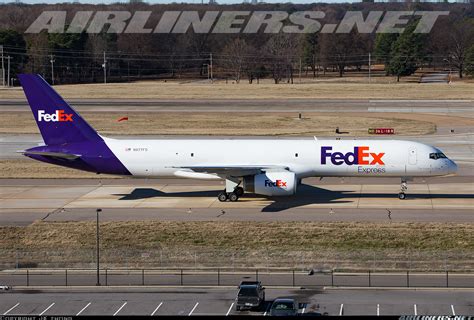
[1,221,472,270]
[0,159,117,179]
[0,112,436,136]
[1,79,473,100]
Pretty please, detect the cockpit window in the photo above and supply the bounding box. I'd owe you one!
[429,153,447,160]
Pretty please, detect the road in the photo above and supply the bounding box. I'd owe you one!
[1,269,473,288]
[0,177,472,225]
[0,287,472,316]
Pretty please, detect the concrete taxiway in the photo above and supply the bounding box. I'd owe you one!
[1,98,473,114]
[1,287,473,316]
[0,177,472,225]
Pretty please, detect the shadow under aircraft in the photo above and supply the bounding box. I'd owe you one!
[113,184,473,213]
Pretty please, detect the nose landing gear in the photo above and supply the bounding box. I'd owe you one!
[398,179,408,200]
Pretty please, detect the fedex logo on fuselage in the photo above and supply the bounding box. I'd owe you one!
[265,179,287,188]
[321,146,385,166]
[38,110,73,122]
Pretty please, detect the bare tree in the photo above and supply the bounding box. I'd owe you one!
[264,34,299,84]
[221,38,252,83]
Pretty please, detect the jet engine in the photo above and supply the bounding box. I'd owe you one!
[243,171,296,196]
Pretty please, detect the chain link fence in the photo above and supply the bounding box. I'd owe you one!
[1,248,472,272]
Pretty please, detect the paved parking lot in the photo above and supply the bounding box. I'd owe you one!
[1,288,473,316]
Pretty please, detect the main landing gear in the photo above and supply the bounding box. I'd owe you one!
[398,179,408,200]
[218,186,244,202]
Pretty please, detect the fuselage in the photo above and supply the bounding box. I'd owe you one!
[103,137,457,179]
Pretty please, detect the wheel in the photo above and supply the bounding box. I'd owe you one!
[218,192,228,202]
[398,192,406,200]
[228,192,239,202]
[235,187,244,197]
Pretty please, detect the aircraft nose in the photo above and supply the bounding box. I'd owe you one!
[448,159,458,174]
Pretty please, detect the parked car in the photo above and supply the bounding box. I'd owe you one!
[235,281,265,311]
[269,297,299,316]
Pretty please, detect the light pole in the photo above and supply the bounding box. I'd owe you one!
[1,45,5,87]
[50,54,55,85]
[102,51,107,84]
[6,56,11,87]
[96,208,102,286]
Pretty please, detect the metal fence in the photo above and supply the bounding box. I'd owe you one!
[2,249,473,272]
[1,269,473,288]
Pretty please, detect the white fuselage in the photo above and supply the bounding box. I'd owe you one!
[104,138,457,179]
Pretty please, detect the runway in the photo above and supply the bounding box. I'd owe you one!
[0,287,473,316]
[1,178,472,225]
[1,98,473,114]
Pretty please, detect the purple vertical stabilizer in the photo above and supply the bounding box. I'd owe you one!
[18,74,100,145]
[18,74,131,176]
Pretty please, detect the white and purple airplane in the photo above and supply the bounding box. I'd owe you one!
[18,74,457,201]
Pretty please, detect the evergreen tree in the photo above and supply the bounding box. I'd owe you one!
[387,22,427,82]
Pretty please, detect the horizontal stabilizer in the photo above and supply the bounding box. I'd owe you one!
[21,151,81,160]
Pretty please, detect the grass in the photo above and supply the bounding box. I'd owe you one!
[1,79,473,100]
[0,111,437,136]
[1,221,472,270]
[0,159,117,178]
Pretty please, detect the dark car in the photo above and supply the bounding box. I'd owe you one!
[269,298,299,316]
[235,281,265,311]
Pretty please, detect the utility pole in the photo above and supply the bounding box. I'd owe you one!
[50,54,55,85]
[96,208,102,286]
[368,52,371,83]
[6,56,11,87]
[209,53,213,83]
[1,45,5,87]
[102,51,107,84]
[299,57,302,83]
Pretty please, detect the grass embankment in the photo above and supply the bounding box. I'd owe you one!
[1,221,472,270]
[1,79,473,100]
[0,112,436,136]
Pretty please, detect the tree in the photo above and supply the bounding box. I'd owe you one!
[465,45,474,77]
[374,33,399,75]
[48,31,88,83]
[302,33,318,77]
[445,19,474,78]
[0,29,28,80]
[221,38,253,83]
[264,34,298,84]
[387,22,427,82]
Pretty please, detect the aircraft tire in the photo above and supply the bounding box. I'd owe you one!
[228,192,239,202]
[218,192,228,202]
[398,192,406,200]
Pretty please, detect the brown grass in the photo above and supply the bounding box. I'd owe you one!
[1,79,473,100]
[2,221,471,250]
[0,111,436,136]
[1,221,472,269]
[0,159,117,179]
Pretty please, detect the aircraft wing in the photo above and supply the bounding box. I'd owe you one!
[172,165,289,177]
[21,151,81,160]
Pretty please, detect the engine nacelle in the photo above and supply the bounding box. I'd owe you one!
[243,171,297,196]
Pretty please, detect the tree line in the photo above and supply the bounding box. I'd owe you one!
[0,2,473,84]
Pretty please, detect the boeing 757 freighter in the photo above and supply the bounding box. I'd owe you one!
[18,74,457,201]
